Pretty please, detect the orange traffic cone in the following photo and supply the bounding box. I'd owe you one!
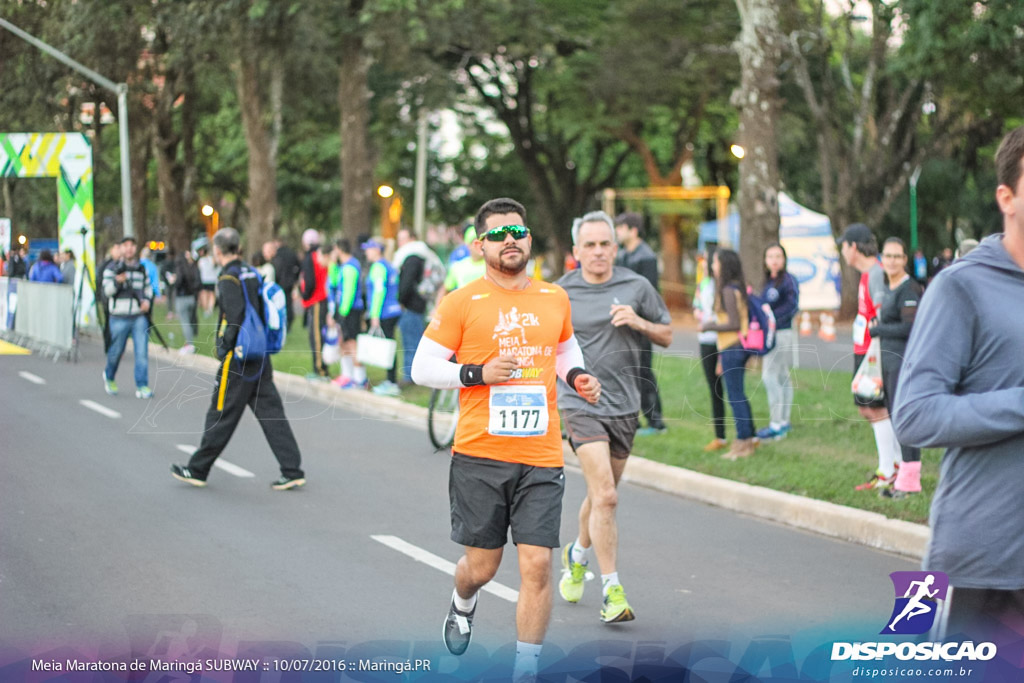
[818,313,836,342]
[799,311,813,337]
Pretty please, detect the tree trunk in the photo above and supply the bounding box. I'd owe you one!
[339,31,375,244]
[152,66,197,255]
[127,105,152,245]
[734,0,782,289]
[236,42,279,253]
[658,214,687,308]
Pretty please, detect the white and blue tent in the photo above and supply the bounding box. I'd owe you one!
[697,192,841,310]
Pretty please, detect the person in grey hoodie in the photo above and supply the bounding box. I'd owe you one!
[893,125,1024,640]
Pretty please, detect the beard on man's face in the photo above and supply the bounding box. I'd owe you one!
[485,242,531,275]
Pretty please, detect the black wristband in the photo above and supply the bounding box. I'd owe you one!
[565,367,588,389]
[460,364,486,387]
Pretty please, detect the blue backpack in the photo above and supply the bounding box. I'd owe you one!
[235,268,287,361]
[740,290,777,356]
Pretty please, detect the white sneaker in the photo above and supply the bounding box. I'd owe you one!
[179,344,197,355]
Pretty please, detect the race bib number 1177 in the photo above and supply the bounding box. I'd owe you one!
[488,385,549,437]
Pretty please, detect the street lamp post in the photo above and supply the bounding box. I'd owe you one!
[201,204,219,242]
[909,166,922,252]
[0,17,134,238]
[377,184,395,239]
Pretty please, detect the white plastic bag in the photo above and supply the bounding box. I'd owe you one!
[356,326,397,369]
[852,337,884,401]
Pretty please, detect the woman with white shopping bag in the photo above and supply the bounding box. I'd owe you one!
[869,237,924,499]
[359,238,402,396]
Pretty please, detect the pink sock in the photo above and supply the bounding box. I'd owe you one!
[894,460,922,492]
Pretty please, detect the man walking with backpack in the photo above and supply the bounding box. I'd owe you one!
[170,228,306,491]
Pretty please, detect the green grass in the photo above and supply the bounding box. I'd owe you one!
[637,351,935,525]
[148,301,933,525]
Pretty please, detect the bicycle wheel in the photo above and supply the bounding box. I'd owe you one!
[427,388,460,450]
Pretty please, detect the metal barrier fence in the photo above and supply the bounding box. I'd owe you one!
[0,276,75,356]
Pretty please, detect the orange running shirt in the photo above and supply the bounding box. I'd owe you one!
[425,276,575,467]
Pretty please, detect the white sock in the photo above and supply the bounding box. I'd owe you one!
[770,421,783,431]
[353,365,367,383]
[602,572,620,596]
[452,588,477,613]
[341,356,355,378]
[889,426,904,466]
[871,418,899,478]
[570,539,589,565]
[512,641,542,681]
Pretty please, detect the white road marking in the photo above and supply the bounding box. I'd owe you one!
[79,400,121,419]
[175,445,255,478]
[371,534,519,603]
[18,371,45,385]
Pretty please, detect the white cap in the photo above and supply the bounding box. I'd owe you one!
[302,229,321,249]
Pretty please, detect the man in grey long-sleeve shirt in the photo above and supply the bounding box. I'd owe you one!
[893,125,1024,640]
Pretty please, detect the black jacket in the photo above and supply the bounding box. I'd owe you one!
[870,275,923,367]
[272,245,301,292]
[216,258,264,360]
[398,254,427,314]
[173,255,201,296]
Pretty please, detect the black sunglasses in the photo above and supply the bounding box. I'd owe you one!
[483,225,530,241]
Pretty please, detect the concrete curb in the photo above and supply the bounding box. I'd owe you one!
[152,346,929,560]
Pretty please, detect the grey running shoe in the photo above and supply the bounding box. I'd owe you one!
[442,598,475,655]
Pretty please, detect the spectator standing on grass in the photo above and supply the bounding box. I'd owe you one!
[167,248,201,354]
[614,211,668,435]
[140,246,162,300]
[394,228,437,386]
[197,244,218,316]
[756,243,799,442]
[869,237,923,499]
[270,238,301,332]
[299,229,331,380]
[700,248,757,461]
[693,247,727,452]
[894,126,1024,640]
[328,239,367,390]
[839,222,903,493]
[362,238,402,396]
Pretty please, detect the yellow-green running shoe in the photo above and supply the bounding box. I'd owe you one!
[600,584,635,623]
[558,543,588,603]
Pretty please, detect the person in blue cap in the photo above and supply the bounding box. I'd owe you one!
[362,238,403,395]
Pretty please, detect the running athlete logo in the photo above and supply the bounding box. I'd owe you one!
[881,571,949,635]
[492,307,539,341]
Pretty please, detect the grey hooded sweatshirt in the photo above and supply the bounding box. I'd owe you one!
[893,233,1024,589]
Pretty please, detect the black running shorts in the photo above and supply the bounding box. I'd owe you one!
[853,353,887,409]
[449,452,564,549]
[337,309,363,342]
[562,411,639,460]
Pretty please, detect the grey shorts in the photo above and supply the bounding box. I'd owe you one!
[563,411,639,460]
[449,452,564,549]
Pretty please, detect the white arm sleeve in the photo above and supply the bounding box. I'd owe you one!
[411,336,463,389]
[555,334,585,384]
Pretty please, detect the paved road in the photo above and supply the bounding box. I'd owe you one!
[0,339,914,675]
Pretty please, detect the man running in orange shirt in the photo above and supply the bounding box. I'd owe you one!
[412,197,600,683]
